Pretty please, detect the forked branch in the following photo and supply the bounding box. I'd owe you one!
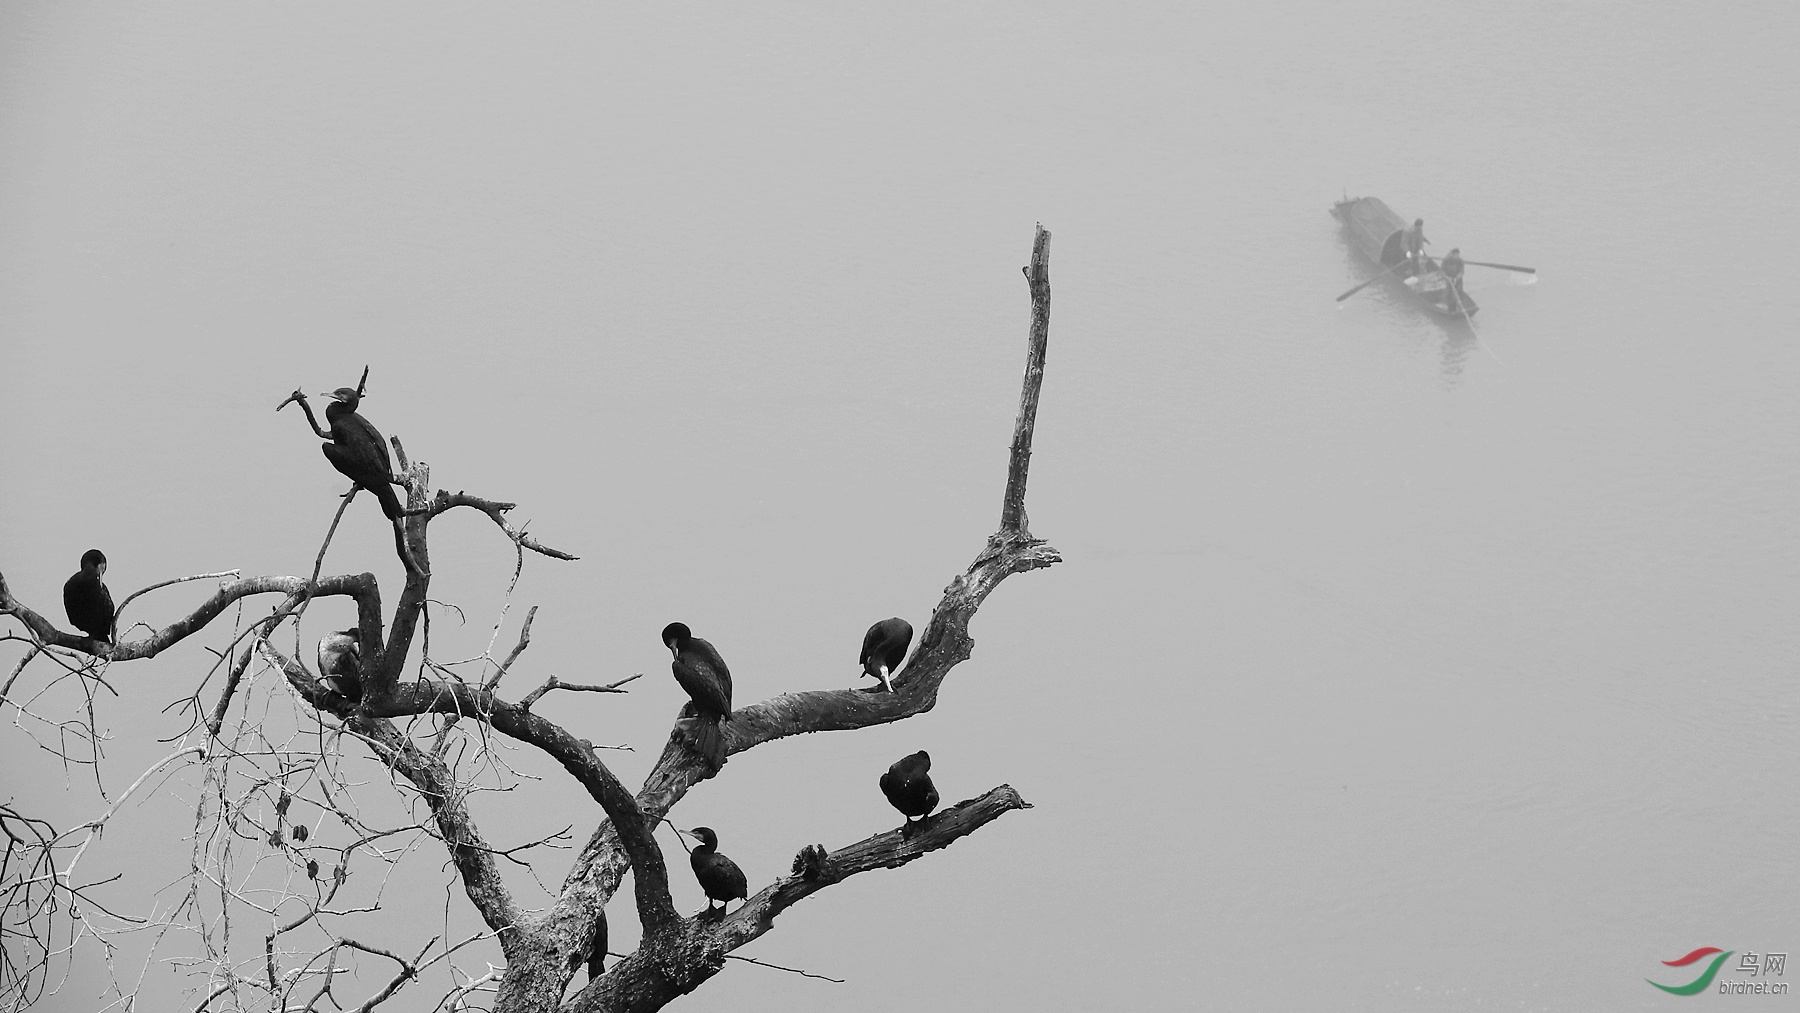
[544,227,1061,1012]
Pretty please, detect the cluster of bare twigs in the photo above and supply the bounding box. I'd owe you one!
[0,229,1059,1013]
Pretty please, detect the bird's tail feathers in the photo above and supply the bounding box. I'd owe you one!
[373,481,405,521]
[687,714,727,769]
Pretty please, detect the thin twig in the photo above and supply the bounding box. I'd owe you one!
[2,644,43,699]
[427,492,578,560]
[303,489,359,606]
[724,953,845,982]
[482,606,536,692]
[518,673,642,709]
[113,570,242,632]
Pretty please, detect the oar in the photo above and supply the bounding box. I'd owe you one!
[1463,260,1535,274]
[1336,263,1396,302]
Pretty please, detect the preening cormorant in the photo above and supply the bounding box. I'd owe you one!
[859,617,913,692]
[880,750,939,832]
[320,387,423,575]
[316,628,363,703]
[661,623,732,768]
[686,826,747,915]
[587,909,607,980]
[63,549,115,645]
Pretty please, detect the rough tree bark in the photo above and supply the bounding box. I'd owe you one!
[0,226,1061,1013]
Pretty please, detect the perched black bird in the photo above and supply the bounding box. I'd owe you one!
[661,623,732,768]
[586,909,607,980]
[316,628,363,703]
[880,750,939,832]
[63,549,115,645]
[858,617,912,693]
[686,826,746,915]
[319,387,422,575]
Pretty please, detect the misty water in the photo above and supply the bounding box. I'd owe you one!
[2,4,1796,1011]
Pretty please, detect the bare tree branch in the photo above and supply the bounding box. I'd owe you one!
[518,674,643,710]
[429,492,579,561]
[536,228,1062,1012]
[1002,224,1052,534]
[485,605,538,692]
[0,570,376,661]
[112,570,243,636]
[259,637,678,951]
[722,954,843,983]
[578,786,1031,1012]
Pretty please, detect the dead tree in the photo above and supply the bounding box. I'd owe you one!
[0,227,1060,1012]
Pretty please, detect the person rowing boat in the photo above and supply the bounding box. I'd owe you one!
[1441,247,1465,296]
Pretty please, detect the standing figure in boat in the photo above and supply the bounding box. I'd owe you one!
[1403,218,1429,273]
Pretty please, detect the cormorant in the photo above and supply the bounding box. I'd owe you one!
[320,387,423,575]
[686,826,746,915]
[858,617,912,692]
[316,628,363,703]
[587,908,607,980]
[63,549,115,645]
[880,750,939,833]
[661,623,732,768]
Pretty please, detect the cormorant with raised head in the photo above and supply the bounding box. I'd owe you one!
[660,623,732,768]
[586,909,607,980]
[858,617,912,693]
[316,628,363,703]
[63,549,115,645]
[320,387,423,575]
[880,750,939,833]
[685,826,747,915]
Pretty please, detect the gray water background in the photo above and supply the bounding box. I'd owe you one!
[2,3,1795,1010]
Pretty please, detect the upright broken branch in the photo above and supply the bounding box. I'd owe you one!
[1001,224,1051,533]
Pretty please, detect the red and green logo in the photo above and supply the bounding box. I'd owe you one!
[1649,947,1733,995]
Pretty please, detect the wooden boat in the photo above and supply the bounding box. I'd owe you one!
[1331,196,1477,318]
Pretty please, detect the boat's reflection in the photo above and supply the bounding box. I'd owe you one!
[1355,279,1481,386]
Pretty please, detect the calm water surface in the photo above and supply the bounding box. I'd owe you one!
[2,3,1795,1010]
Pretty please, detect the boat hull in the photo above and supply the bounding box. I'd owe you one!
[1331,196,1478,318]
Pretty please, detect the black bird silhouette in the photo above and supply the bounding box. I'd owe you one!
[63,549,115,645]
[586,908,607,980]
[880,750,939,833]
[661,623,732,768]
[319,387,424,575]
[316,628,363,703]
[859,617,913,692]
[686,826,746,915]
